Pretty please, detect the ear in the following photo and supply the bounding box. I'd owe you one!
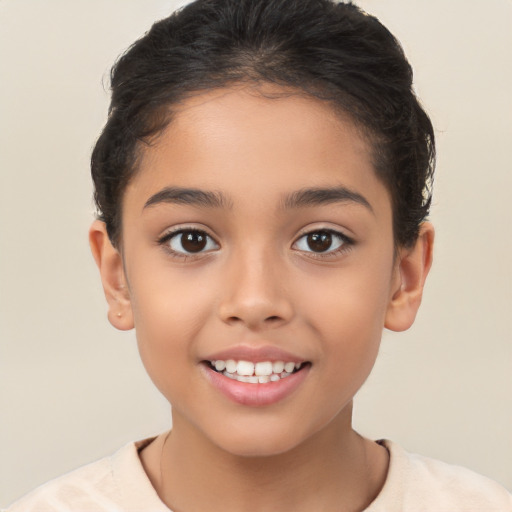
[89,220,134,330]
[385,222,434,332]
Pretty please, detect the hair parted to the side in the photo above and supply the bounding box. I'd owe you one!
[91,0,435,248]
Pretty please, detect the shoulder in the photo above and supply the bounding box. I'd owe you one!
[367,440,512,512]
[6,453,117,512]
[5,438,167,512]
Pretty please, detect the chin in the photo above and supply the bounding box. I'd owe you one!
[205,416,322,459]
[217,434,300,458]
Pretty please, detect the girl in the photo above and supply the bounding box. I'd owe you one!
[4,0,511,510]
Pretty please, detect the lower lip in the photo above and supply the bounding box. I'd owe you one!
[202,364,310,407]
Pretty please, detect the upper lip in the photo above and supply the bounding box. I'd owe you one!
[203,345,306,363]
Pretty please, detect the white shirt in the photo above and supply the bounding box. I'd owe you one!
[6,438,512,511]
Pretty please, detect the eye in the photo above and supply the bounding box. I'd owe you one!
[163,229,219,254]
[293,230,349,254]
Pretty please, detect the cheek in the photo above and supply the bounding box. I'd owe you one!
[297,256,394,374]
[127,268,217,395]
[129,259,218,331]
[301,260,393,330]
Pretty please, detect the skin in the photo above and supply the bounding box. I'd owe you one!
[90,85,434,512]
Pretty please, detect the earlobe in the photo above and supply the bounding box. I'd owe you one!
[89,220,134,331]
[384,222,434,332]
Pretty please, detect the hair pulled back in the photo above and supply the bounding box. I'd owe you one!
[91,0,435,248]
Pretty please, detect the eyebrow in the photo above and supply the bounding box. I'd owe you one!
[143,185,373,213]
[282,186,373,213]
[144,187,232,210]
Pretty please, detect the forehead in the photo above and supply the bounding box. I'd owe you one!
[125,85,390,217]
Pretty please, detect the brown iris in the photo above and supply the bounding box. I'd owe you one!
[180,231,208,252]
[306,231,333,252]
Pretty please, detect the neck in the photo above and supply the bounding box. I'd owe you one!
[144,403,388,512]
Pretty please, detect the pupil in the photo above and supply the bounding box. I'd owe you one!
[181,232,207,252]
[307,232,332,252]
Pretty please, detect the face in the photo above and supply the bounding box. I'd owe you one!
[116,86,402,456]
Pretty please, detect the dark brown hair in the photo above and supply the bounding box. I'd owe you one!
[91,0,435,248]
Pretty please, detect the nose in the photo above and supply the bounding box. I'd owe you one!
[217,247,294,330]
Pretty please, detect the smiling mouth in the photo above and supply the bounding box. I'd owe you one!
[205,359,310,384]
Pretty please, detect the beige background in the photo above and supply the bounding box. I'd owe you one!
[1,0,511,505]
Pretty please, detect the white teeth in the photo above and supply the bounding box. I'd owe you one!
[225,359,237,373]
[237,360,255,376]
[255,361,273,376]
[214,360,226,372]
[284,362,295,373]
[213,359,305,384]
[272,361,285,373]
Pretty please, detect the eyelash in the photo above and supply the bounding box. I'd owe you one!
[157,227,219,260]
[292,229,354,260]
[157,227,354,260]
